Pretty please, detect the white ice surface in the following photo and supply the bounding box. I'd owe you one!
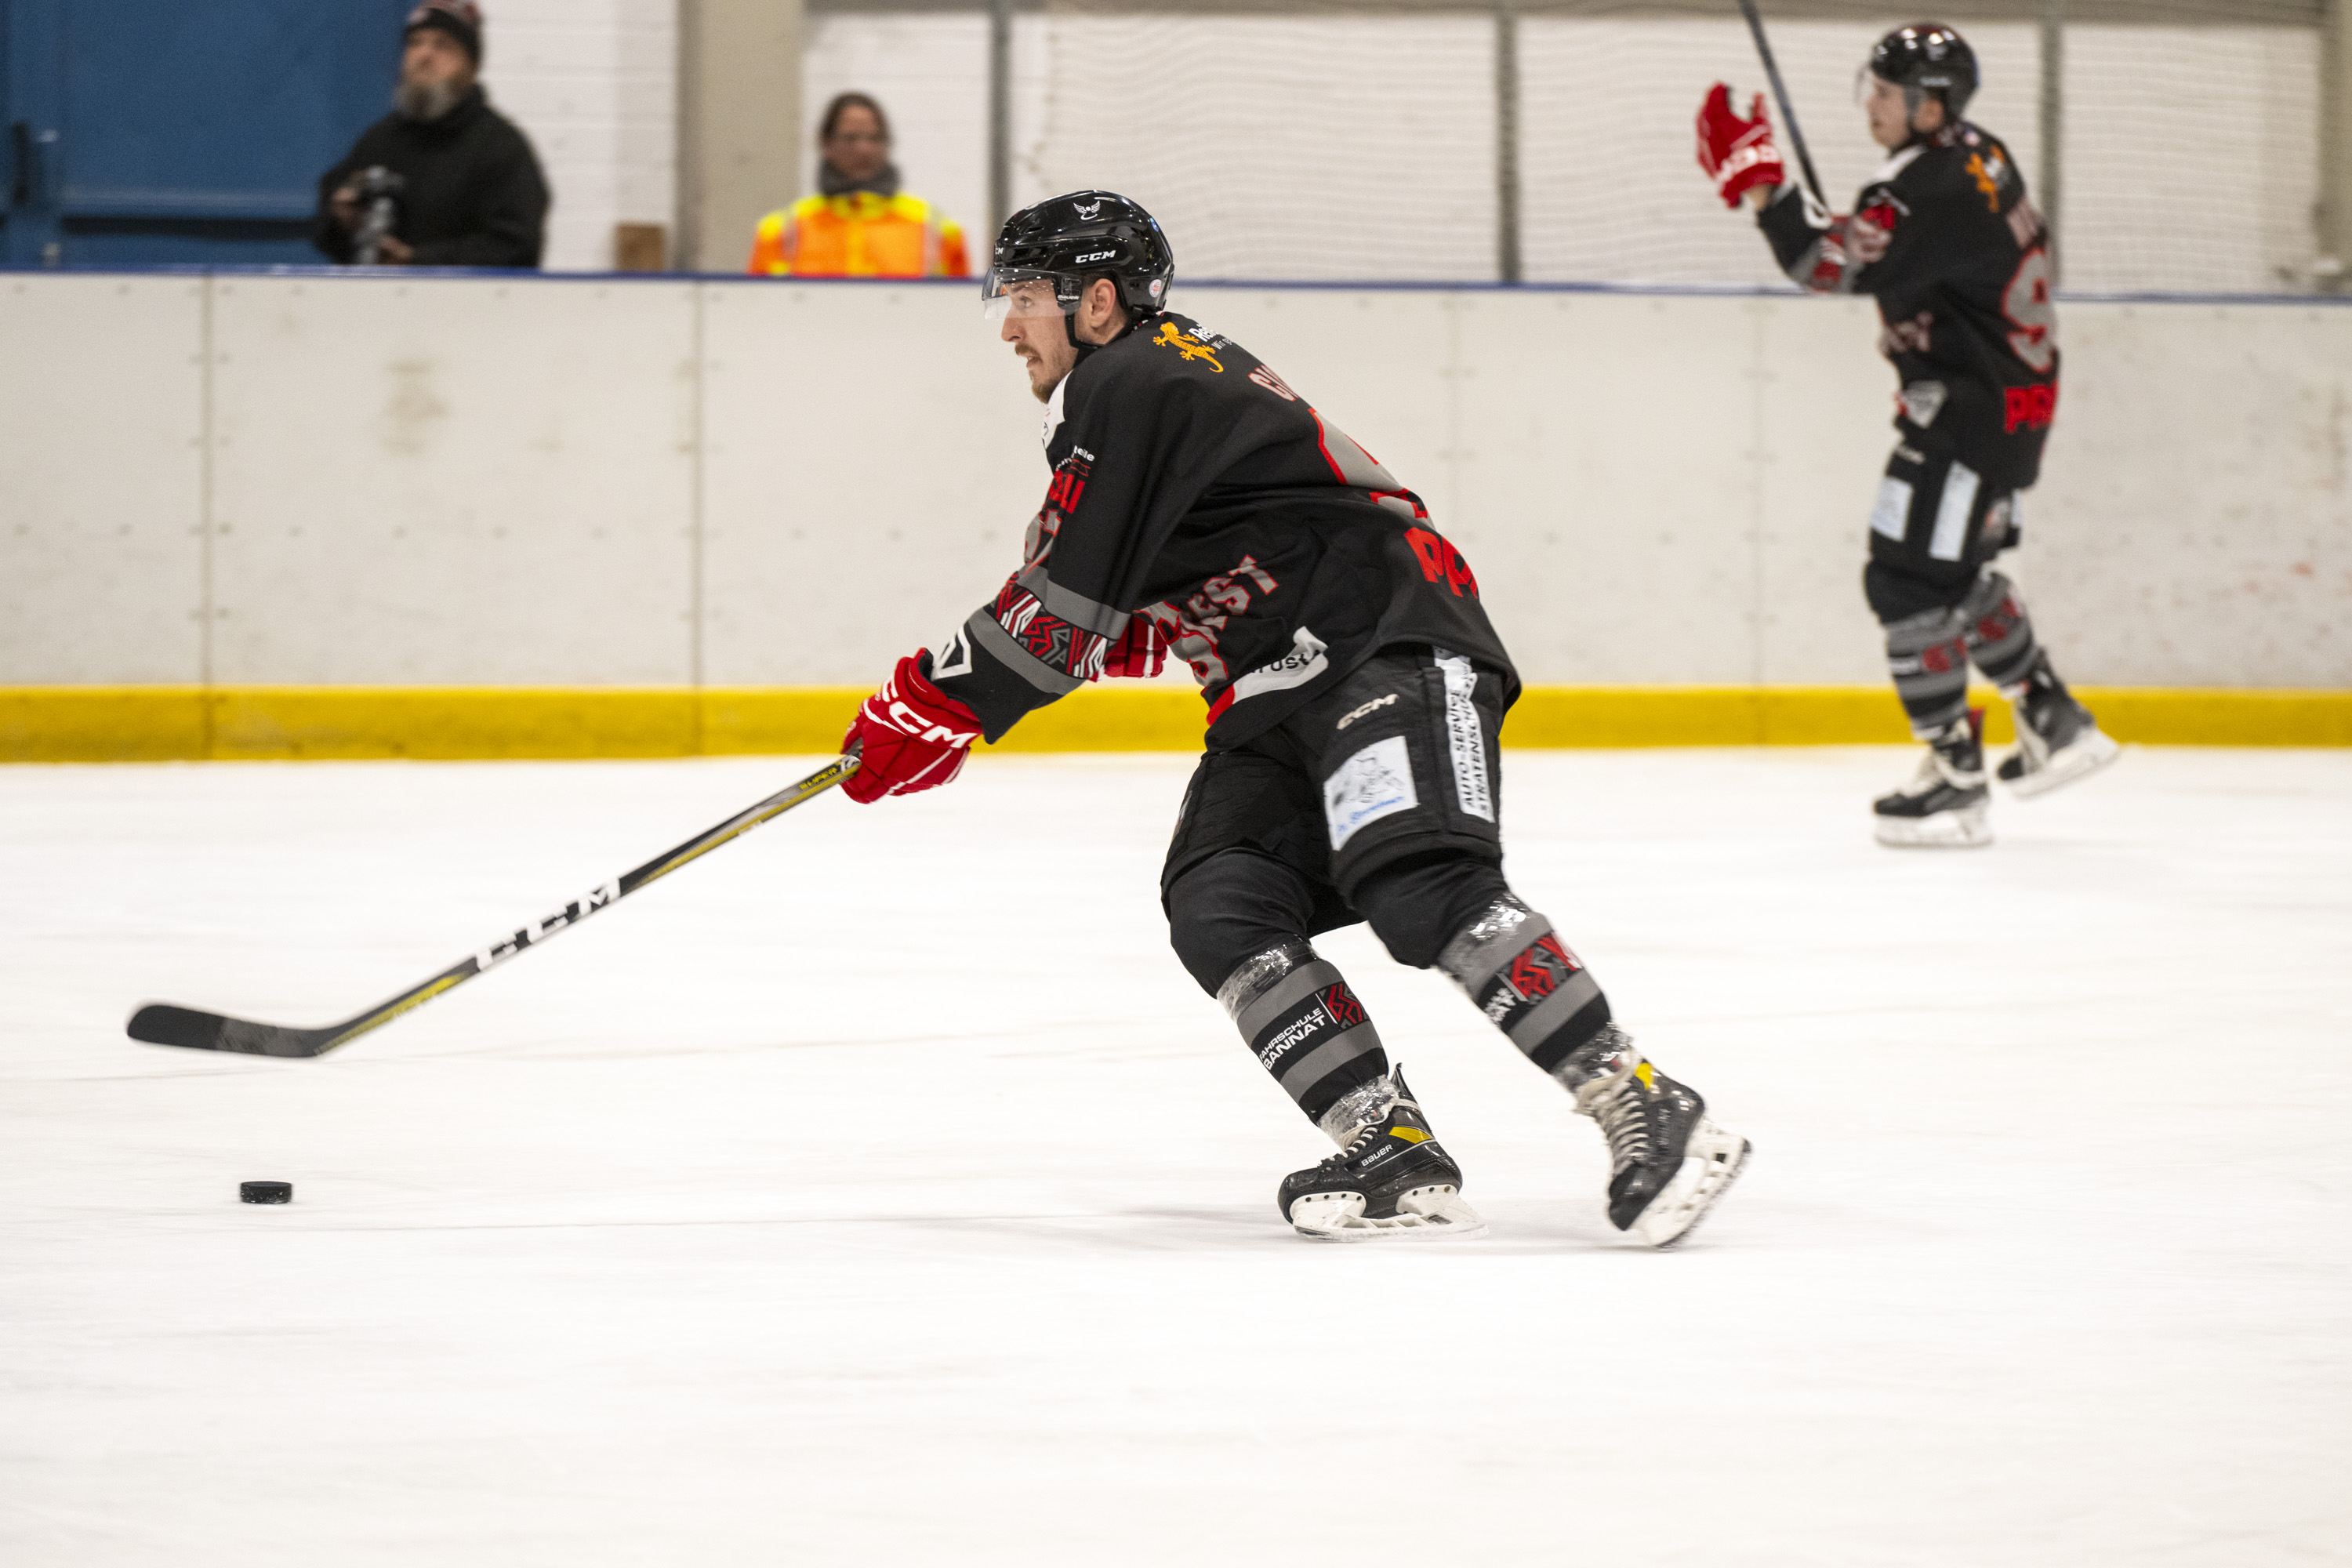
[3,749,2348,1566]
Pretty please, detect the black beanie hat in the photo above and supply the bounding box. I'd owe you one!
[405,2,484,66]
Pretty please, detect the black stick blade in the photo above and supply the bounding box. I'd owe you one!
[127,1004,337,1058]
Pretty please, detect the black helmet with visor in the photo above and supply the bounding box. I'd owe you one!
[983,190,1174,341]
[1867,22,1979,125]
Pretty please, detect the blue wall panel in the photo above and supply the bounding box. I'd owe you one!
[3,0,410,266]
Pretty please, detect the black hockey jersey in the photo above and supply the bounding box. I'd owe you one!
[926,312,1515,746]
[1759,122,2058,481]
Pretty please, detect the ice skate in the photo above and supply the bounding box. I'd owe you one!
[1277,1070,1487,1242]
[1998,662,2120,798]
[1874,710,1991,848]
[1556,1025,1748,1248]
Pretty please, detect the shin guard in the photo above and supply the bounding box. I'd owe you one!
[1215,940,1388,1134]
[1958,570,2042,692]
[1882,604,1973,737]
[1434,897,1612,1076]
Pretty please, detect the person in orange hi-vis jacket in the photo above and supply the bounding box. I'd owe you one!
[747,92,969,278]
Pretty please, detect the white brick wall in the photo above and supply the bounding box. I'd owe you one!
[478,0,678,272]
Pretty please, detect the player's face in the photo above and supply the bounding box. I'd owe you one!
[1864,76,1913,149]
[997,281,1076,403]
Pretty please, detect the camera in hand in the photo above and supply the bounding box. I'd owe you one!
[352,165,406,265]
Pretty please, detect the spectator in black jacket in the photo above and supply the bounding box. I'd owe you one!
[312,2,549,268]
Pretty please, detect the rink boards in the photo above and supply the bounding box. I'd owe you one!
[2,271,2346,759]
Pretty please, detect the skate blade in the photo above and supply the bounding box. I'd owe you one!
[1873,803,1991,848]
[2005,729,2121,799]
[1289,1186,1489,1243]
[1632,1120,1751,1250]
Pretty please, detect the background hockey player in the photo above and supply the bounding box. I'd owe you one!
[837,190,1748,1244]
[1697,22,2119,848]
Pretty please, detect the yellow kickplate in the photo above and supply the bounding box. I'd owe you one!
[2,684,2347,762]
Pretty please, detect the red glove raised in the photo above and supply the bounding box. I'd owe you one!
[840,652,983,804]
[1696,84,1784,209]
[1099,615,1167,680]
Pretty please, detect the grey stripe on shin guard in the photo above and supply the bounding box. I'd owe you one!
[1504,970,1604,1055]
[1882,605,1970,732]
[1435,897,1550,996]
[1222,946,1343,1043]
[1958,569,2040,689]
[1274,1025,1383,1106]
[1217,943,1385,1111]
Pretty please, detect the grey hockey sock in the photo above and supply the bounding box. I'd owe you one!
[1435,897,1613,1077]
[1958,570,2043,692]
[1215,940,1389,1134]
[1882,604,1972,737]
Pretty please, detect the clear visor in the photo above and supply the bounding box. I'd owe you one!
[982,268,1076,325]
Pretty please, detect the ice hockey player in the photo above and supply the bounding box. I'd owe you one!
[837,191,1748,1244]
[1697,22,2119,848]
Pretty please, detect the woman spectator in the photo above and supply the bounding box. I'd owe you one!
[748,93,968,278]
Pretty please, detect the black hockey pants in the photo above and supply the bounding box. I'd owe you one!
[1864,433,2053,735]
[1162,646,1613,1127]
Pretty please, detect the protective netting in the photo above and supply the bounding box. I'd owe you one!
[804,1,2330,292]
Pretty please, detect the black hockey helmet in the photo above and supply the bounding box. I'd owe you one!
[983,190,1174,327]
[1868,22,1978,123]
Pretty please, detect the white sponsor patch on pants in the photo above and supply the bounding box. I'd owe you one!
[1435,653,1494,822]
[1930,459,1981,561]
[1324,735,1418,851]
[1870,476,1914,541]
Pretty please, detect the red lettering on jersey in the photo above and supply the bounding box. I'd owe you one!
[1406,527,1480,599]
[2003,383,2057,434]
[1047,469,1087,512]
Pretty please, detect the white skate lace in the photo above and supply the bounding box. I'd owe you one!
[1576,1069,1653,1177]
[1318,1100,1421,1169]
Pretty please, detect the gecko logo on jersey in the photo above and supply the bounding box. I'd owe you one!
[477,881,619,970]
[2003,383,2056,433]
[1152,321,1224,371]
[1966,151,2006,211]
[1336,692,1398,731]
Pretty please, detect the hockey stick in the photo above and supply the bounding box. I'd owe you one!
[1734,0,1828,211]
[125,750,862,1058]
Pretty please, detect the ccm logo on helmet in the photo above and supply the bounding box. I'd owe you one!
[1073,249,1116,263]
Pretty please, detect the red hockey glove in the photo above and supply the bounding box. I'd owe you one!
[1099,615,1167,680]
[840,652,983,804]
[1696,85,1784,209]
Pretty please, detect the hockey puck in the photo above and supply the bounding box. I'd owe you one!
[239,1181,293,1205]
